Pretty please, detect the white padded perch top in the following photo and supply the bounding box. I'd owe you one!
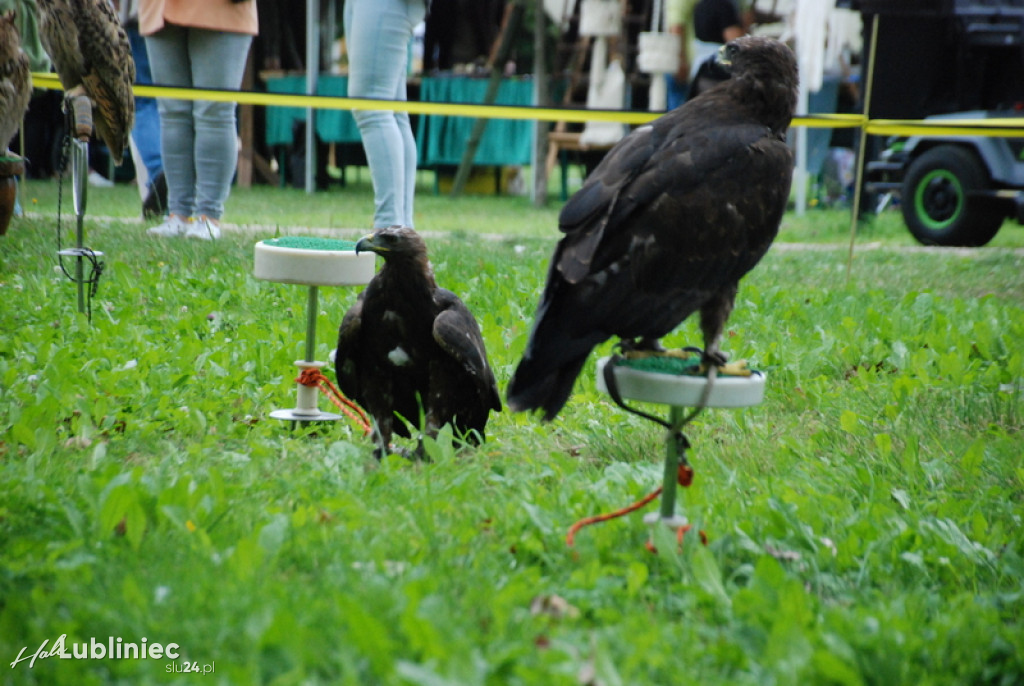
[254,236,376,286]
[597,354,766,408]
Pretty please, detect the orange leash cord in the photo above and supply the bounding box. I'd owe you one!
[566,463,707,551]
[295,368,373,435]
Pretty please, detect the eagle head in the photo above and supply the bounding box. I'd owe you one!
[355,226,427,259]
[714,35,798,134]
[716,35,797,82]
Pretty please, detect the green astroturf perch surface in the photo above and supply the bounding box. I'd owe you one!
[617,353,756,376]
[261,237,358,251]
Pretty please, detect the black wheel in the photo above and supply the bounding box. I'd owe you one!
[901,145,1005,246]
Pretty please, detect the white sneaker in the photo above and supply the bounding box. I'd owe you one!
[88,170,114,187]
[186,216,221,241]
[147,214,192,238]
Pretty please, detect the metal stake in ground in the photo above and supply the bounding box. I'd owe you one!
[56,94,104,318]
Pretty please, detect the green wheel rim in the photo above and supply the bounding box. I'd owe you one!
[913,169,964,231]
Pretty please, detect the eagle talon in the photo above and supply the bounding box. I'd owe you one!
[622,347,698,361]
[618,338,670,358]
[701,350,729,369]
[698,356,752,377]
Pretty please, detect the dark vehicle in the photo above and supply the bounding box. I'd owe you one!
[865,110,1024,246]
[839,0,1024,245]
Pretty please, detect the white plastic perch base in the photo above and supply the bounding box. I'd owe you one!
[596,356,766,408]
[643,511,689,530]
[269,360,344,422]
[253,240,375,287]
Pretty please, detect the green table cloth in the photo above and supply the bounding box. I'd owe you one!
[264,74,360,147]
[416,75,534,167]
[264,74,535,168]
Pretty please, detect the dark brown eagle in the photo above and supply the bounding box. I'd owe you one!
[37,0,135,162]
[335,227,502,459]
[0,10,32,152]
[507,36,798,420]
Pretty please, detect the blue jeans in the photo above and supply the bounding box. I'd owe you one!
[145,26,252,221]
[344,0,426,228]
[128,24,162,183]
[665,73,688,111]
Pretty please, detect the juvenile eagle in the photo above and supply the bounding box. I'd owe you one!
[335,227,502,459]
[508,36,798,420]
[37,0,134,162]
[0,10,32,152]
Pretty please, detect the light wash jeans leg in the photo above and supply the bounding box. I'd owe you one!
[146,26,196,218]
[145,27,251,221]
[188,29,251,220]
[345,0,425,228]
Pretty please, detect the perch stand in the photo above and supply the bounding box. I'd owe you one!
[254,237,375,422]
[596,354,766,537]
[56,94,103,314]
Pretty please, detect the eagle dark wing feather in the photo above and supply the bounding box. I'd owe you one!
[555,125,663,283]
[508,36,798,421]
[624,125,791,294]
[334,291,365,402]
[558,123,658,231]
[428,294,502,442]
[432,290,502,414]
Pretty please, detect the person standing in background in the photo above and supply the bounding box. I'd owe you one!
[140,0,257,240]
[344,0,427,229]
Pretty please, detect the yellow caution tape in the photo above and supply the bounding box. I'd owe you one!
[795,113,866,129]
[866,118,1024,138]
[32,72,659,125]
[30,72,1021,136]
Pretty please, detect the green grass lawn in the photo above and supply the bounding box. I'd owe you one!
[2,178,1023,684]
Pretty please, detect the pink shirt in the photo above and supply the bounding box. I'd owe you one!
[139,0,258,36]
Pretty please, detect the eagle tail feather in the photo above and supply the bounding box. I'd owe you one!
[507,352,590,422]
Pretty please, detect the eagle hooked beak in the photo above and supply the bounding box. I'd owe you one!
[355,234,380,255]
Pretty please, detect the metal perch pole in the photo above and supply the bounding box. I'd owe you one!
[71,137,88,314]
[57,93,103,317]
[658,405,686,520]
